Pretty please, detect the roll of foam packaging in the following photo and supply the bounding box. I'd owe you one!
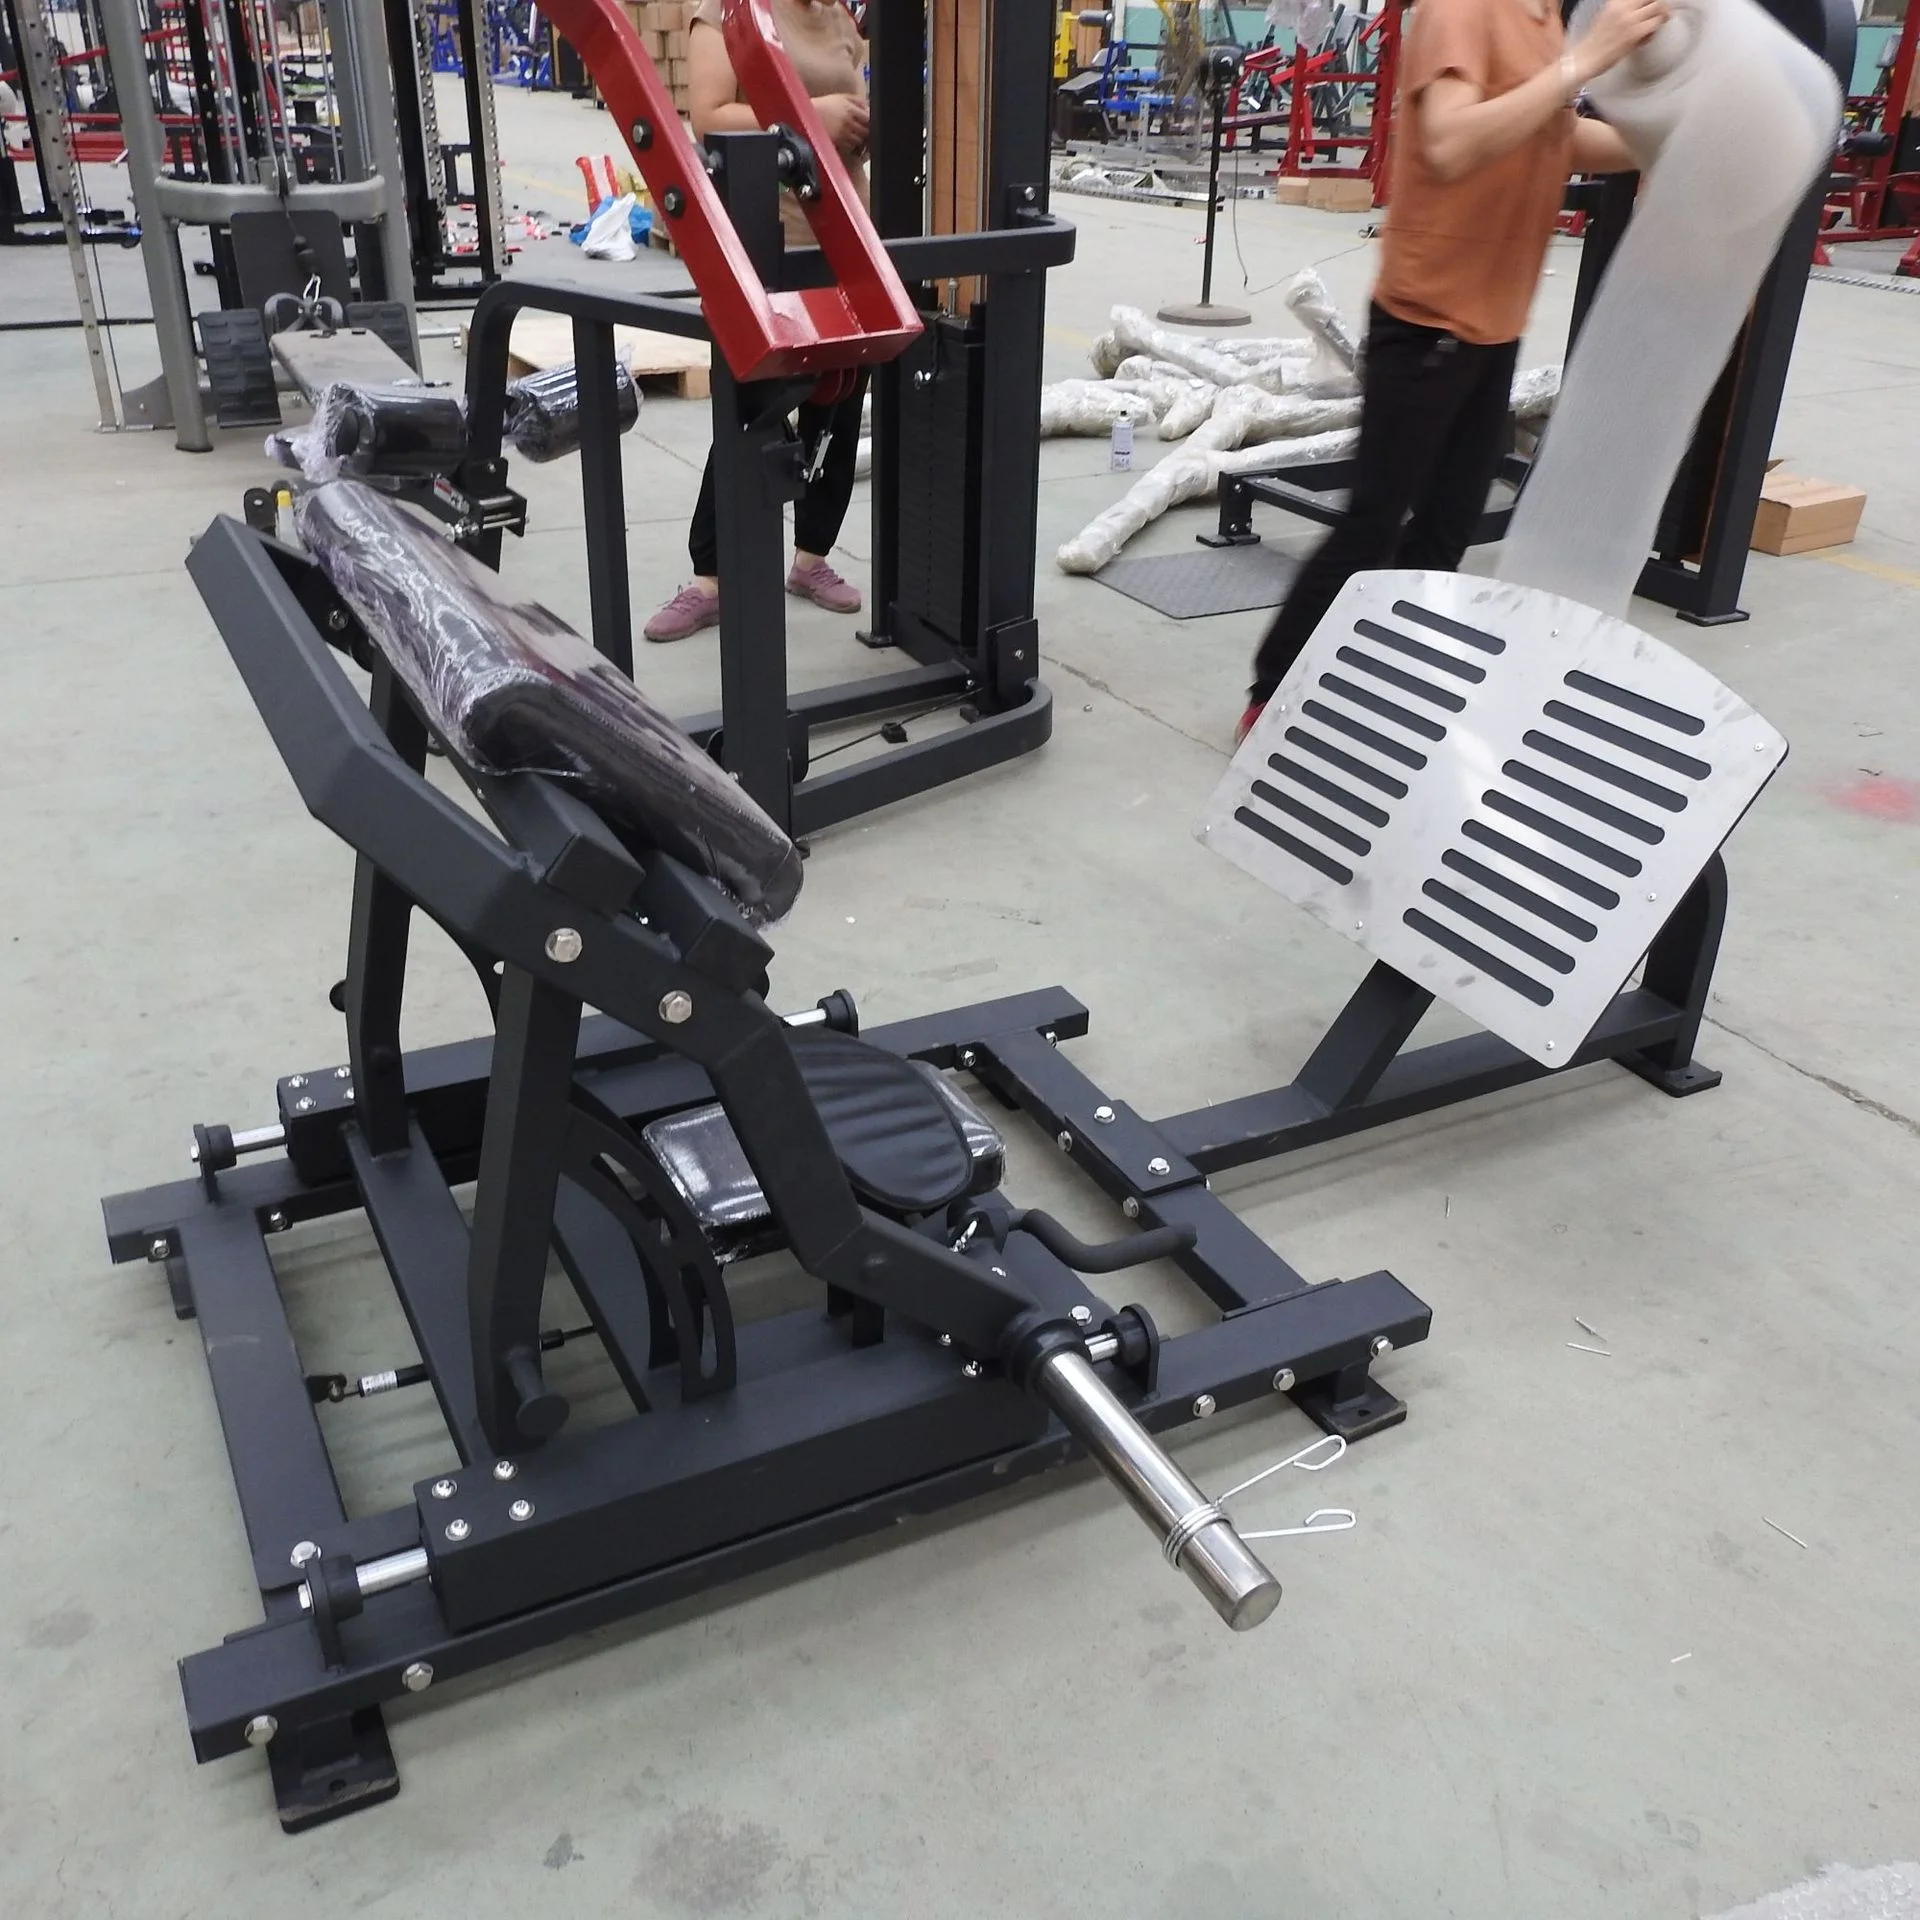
[1497,0,1839,615]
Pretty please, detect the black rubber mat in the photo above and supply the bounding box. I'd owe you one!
[1093,544,1301,618]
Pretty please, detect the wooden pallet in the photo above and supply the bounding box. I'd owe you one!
[458,311,712,399]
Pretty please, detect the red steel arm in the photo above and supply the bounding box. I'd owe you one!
[536,0,920,382]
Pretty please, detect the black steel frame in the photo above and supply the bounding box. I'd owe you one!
[1200,450,1531,552]
[105,515,1427,1829]
[454,2,1073,838]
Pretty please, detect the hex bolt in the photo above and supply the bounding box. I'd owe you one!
[662,186,686,216]
[1093,1105,1115,1124]
[1272,1368,1296,1393]
[327,609,349,633]
[266,1210,289,1233]
[1070,1305,1093,1326]
[288,1075,308,1090]
[1044,1030,1059,1046]
[937,1333,953,1347]
[492,1460,517,1481]
[629,117,653,149]
[659,990,694,1024]
[1146,1156,1171,1177]
[913,369,934,388]
[1192,1393,1217,1418]
[431,1479,457,1500]
[508,1499,534,1522]
[333,1065,351,1080]
[958,1048,978,1069]
[147,1237,169,1262]
[1371,1335,1394,1359]
[401,1662,434,1693]
[289,1540,320,1568]
[546,927,583,964]
[1122,1197,1141,1220]
[445,1519,471,1542]
[961,1360,984,1379]
[1056,1130,1074,1152]
[293,1097,315,1114]
[244,1714,278,1747]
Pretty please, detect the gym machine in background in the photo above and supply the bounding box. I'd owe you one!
[453,0,1073,838]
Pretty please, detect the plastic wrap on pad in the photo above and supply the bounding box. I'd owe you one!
[504,358,642,464]
[268,381,469,480]
[294,481,803,924]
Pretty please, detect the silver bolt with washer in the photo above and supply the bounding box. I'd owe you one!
[147,1237,169,1262]
[1093,1104,1115,1124]
[431,1478,457,1500]
[1147,1156,1171,1177]
[546,927,583,963]
[401,1662,434,1693]
[289,1540,320,1568]
[1056,1130,1073,1151]
[1122,1197,1140,1220]
[244,1715,277,1747]
[333,1065,351,1080]
[659,990,694,1024]
[508,1499,534,1522]
[1272,1368,1295,1393]
[288,1075,308,1090]
[293,1098,315,1114]
[1070,1305,1093,1326]
[1192,1393,1217,1418]
[961,1360,984,1379]
[1371,1335,1394,1359]
[492,1460,517,1481]
[266,1209,288,1233]
[445,1519,471,1542]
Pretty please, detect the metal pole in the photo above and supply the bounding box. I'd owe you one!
[99,0,209,445]
[327,0,420,353]
[1030,1347,1282,1631]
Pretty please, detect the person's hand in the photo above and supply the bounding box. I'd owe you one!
[1574,0,1671,84]
[812,92,870,156]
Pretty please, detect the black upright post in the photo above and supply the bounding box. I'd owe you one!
[382,0,442,293]
[863,0,929,647]
[573,315,633,674]
[706,131,809,826]
[467,967,584,1452]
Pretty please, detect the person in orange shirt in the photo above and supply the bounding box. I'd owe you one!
[1238,0,1669,741]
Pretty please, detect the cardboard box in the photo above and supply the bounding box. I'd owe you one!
[645,1,689,29]
[1750,472,1866,556]
[1271,177,1312,205]
[1305,175,1375,212]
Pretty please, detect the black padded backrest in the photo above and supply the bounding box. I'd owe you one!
[295,480,803,924]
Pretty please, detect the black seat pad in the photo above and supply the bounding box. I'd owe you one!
[790,1029,974,1215]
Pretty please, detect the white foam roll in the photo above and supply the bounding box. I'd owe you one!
[1497,0,1839,616]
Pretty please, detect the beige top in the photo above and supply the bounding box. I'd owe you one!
[1372,0,1574,347]
[691,0,869,245]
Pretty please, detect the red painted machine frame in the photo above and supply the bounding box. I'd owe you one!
[1816,0,1920,275]
[1223,0,1401,205]
[537,0,922,377]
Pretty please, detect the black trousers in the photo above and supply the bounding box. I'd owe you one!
[1249,304,1519,700]
[688,373,869,577]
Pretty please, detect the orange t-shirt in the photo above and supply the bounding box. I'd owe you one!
[1372,0,1574,346]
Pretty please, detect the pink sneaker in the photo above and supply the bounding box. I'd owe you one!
[786,557,862,614]
[644,581,720,643]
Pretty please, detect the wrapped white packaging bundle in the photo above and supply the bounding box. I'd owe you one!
[1040,380,1167,436]
[1499,0,1839,613]
[1057,365,1561,573]
[1057,429,1363,574]
[1109,306,1316,393]
[1283,267,1363,394]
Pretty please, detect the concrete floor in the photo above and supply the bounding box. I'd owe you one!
[4,79,1920,1920]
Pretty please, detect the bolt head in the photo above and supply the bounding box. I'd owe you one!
[1044,1030,1059,1046]
[508,1498,533,1522]
[546,926,583,963]
[266,1210,289,1233]
[1122,1197,1141,1220]
[1192,1393,1217,1418]
[289,1539,320,1568]
[243,1714,278,1747]
[1070,1304,1094,1326]
[293,1097,315,1114]
[1056,1130,1074,1152]
[1093,1104,1115,1124]
[1371,1334,1394,1359]
[147,1236,169,1262]
[1272,1368,1295,1393]
[1146,1156,1171,1178]
[961,1360,984,1379]
[491,1460,517,1481]
[937,1332,953,1347]
[288,1075,308,1090]
[659,989,694,1025]
[958,1048,978,1069]
[431,1478,457,1500]
[401,1661,434,1693]
[333,1065,351,1080]
[445,1519,471,1542]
